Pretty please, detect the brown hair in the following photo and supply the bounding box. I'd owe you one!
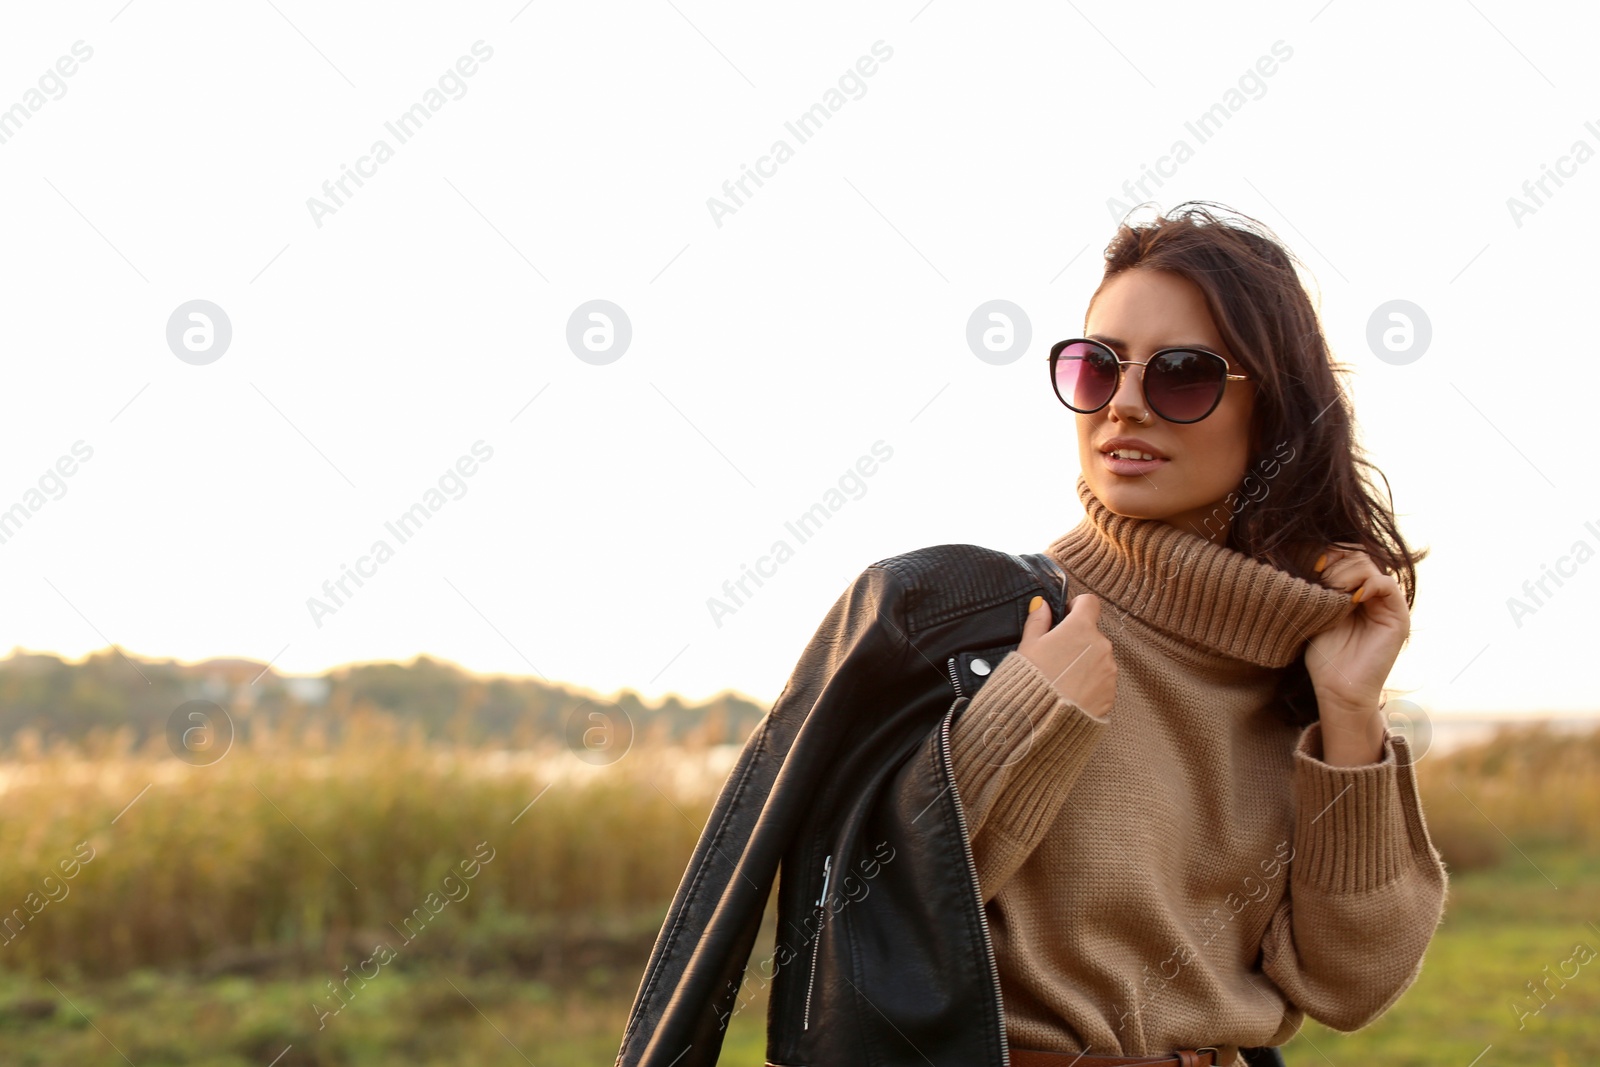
[1086,200,1427,724]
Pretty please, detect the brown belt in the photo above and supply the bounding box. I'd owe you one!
[1009,1046,1221,1067]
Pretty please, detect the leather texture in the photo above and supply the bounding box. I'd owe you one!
[613,542,1285,1067]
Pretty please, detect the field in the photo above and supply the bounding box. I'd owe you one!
[0,714,1596,1065]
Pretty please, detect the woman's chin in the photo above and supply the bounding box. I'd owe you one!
[1086,477,1168,521]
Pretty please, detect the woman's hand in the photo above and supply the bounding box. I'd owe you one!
[1305,543,1410,764]
[1015,593,1117,721]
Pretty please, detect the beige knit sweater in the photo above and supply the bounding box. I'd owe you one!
[949,473,1449,1065]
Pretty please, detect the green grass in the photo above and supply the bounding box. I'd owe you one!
[0,968,631,1066]
[1282,844,1600,1066]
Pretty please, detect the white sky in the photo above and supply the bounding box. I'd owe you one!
[1,1,1595,719]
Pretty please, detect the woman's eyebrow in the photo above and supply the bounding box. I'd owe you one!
[1087,333,1221,353]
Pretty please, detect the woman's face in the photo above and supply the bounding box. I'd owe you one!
[1076,268,1257,544]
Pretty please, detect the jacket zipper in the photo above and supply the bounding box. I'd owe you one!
[802,852,831,1030]
[940,703,1010,1067]
[946,656,965,699]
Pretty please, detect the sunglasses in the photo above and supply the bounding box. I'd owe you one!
[1047,338,1252,424]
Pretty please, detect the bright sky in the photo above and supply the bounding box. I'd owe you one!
[1,2,1595,720]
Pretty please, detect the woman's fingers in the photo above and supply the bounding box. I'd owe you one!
[1017,593,1115,719]
[1314,545,1389,601]
[1354,570,1404,605]
[1311,549,1411,648]
[1313,542,1364,573]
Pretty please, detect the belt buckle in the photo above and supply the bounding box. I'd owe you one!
[1194,1049,1219,1065]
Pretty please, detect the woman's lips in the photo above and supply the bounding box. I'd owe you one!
[1101,451,1170,476]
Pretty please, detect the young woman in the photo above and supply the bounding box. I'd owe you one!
[947,201,1449,1067]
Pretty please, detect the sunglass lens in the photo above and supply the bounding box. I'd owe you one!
[1147,350,1224,422]
[1055,342,1118,412]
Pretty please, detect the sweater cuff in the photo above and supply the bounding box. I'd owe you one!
[1290,719,1430,894]
[949,650,1109,845]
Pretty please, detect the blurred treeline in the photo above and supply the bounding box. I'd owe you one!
[0,647,766,747]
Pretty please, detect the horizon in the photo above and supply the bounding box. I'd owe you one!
[5,643,1596,723]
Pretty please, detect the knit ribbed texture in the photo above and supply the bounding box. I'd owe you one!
[950,651,1110,894]
[1291,719,1419,893]
[947,473,1450,1065]
[1045,473,1355,668]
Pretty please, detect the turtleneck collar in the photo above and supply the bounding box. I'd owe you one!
[1044,473,1356,668]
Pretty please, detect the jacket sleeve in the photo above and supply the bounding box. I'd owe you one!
[1258,720,1451,1032]
[615,561,910,1067]
[948,649,1110,904]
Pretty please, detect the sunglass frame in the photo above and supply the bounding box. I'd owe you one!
[1047,337,1251,424]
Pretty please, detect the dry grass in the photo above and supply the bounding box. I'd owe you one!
[1412,719,1600,873]
[1,710,1594,978]
[0,709,723,977]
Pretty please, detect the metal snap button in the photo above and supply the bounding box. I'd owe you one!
[971,658,991,676]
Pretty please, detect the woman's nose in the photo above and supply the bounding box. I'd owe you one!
[1107,362,1148,421]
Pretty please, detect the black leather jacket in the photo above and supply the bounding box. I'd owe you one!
[614,543,1285,1067]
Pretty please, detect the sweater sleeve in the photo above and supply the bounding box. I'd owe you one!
[1258,719,1450,1033]
[948,650,1110,904]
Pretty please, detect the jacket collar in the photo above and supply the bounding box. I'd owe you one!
[1045,473,1355,668]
